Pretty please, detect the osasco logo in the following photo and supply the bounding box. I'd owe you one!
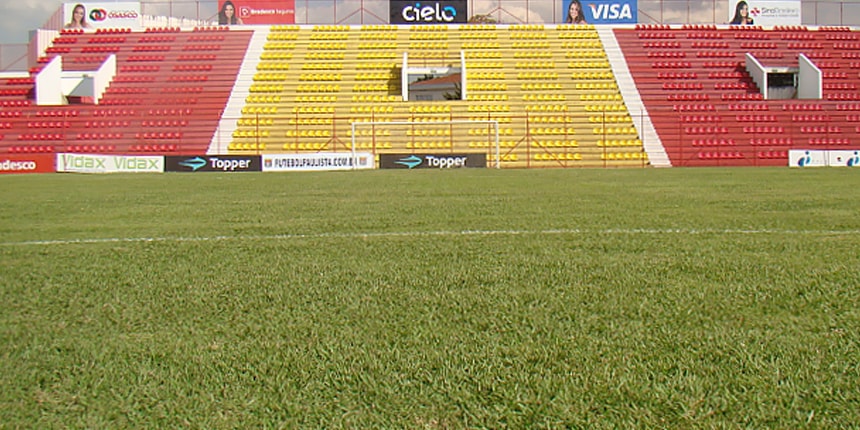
[89,8,107,21]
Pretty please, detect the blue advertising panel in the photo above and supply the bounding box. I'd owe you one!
[561,0,637,24]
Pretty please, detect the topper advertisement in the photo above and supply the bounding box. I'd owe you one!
[165,155,262,172]
[379,153,486,169]
[63,2,142,31]
[217,0,295,25]
[561,0,637,24]
[391,1,468,24]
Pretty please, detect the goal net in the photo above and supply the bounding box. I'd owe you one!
[350,120,501,168]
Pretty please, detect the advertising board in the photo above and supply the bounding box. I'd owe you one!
[379,153,486,169]
[0,154,55,174]
[57,153,163,174]
[390,1,468,24]
[63,2,142,31]
[165,155,262,172]
[262,153,374,172]
[217,0,296,25]
[561,0,637,25]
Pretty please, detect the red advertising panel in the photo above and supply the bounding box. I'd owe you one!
[217,0,295,25]
[0,154,55,174]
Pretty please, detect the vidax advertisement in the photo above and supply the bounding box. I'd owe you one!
[217,0,296,25]
[379,153,487,169]
[727,0,801,26]
[0,154,55,174]
[262,153,374,172]
[57,153,163,174]
[390,1,468,24]
[63,2,142,31]
[165,155,262,172]
[561,0,637,25]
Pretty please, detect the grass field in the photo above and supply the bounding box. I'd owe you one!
[1,168,859,428]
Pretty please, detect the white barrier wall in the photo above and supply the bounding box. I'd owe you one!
[36,56,65,105]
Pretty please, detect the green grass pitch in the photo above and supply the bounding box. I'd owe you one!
[1,168,859,428]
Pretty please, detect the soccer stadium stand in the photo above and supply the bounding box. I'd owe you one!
[3,22,860,168]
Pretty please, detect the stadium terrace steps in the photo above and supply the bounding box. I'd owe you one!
[615,25,860,167]
[0,28,253,156]
[227,24,647,168]
[210,27,272,154]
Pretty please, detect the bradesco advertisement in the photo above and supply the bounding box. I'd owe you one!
[379,153,486,169]
[63,2,142,31]
[57,153,163,173]
[165,155,261,172]
[0,154,55,174]
[217,0,295,25]
[561,0,637,25]
[262,153,374,172]
[390,1,467,24]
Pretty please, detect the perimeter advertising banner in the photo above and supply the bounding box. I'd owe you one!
[789,150,827,167]
[390,1,468,24]
[0,154,55,174]
[727,0,800,26]
[379,153,486,169]
[561,0,637,25]
[63,2,142,31]
[828,150,860,167]
[57,153,163,173]
[217,0,295,25]
[165,155,262,172]
[262,153,374,172]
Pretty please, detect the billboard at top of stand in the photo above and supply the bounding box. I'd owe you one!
[63,2,142,31]
[727,0,801,26]
[561,0,638,25]
[390,1,468,24]
[217,0,295,25]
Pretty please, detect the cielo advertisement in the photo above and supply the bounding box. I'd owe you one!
[217,0,295,25]
[391,1,467,24]
[0,154,55,174]
[262,152,374,172]
[63,2,142,31]
[379,153,486,169]
[57,153,163,174]
[561,0,637,25]
[165,155,262,172]
[727,0,800,26]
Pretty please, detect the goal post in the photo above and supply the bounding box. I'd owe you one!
[350,120,501,169]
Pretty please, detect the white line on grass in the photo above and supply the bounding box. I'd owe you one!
[2,228,860,247]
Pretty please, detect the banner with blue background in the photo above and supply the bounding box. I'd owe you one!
[561,0,637,24]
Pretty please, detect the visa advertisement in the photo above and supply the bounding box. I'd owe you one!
[217,0,295,25]
[390,1,468,24]
[727,0,800,26]
[561,0,637,24]
[63,2,142,31]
